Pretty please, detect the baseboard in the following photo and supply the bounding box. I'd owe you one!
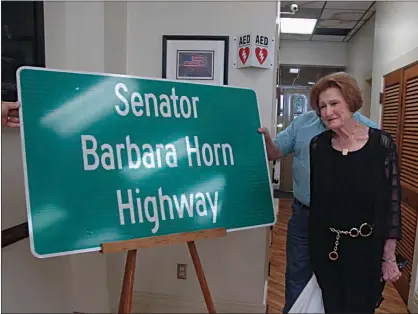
[115,291,266,313]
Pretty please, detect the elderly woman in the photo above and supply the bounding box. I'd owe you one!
[308,72,402,313]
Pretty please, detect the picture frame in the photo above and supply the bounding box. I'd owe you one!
[162,35,229,85]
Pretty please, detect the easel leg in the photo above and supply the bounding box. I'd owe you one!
[187,241,216,314]
[118,249,137,314]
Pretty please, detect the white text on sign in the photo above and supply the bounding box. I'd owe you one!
[115,83,199,119]
[116,188,219,234]
[78,82,236,234]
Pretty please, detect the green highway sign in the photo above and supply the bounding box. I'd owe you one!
[17,66,275,258]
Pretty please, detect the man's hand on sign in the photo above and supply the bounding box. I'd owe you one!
[258,127,283,161]
[2,101,20,128]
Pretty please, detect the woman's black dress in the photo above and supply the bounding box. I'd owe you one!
[308,128,402,313]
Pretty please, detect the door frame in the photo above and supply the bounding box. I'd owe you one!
[408,218,418,313]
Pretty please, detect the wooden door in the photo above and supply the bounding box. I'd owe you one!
[381,69,403,146]
[399,63,418,211]
[382,62,418,303]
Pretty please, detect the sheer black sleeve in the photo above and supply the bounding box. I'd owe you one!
[308,134,323,262]
[381,132,402,240]
[309,134,321,210]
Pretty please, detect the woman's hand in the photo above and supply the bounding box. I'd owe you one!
[382,239,401,282]
[382,261,402,283]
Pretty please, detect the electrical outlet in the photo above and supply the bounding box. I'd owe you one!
[177,263,187,279]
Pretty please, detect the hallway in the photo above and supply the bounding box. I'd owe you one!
[267,198,409,313]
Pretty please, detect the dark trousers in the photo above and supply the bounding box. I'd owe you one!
[283,198,312,313]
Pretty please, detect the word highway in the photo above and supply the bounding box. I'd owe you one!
[78,82,235,234]
[117,187,219,234]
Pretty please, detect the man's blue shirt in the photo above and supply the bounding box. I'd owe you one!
[274,110,378,206]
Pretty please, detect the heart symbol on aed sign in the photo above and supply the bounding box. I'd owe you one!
[239,47,250,64]
[255,47,268,65]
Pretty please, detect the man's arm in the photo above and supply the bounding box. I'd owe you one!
[354,112,378,129]
[258,129,283,160]
[258,117,297,161]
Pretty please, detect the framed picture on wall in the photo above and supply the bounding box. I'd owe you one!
[162,35,229,85]
[176,50,214,80]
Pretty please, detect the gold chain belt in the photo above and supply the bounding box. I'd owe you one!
[328,223,373,261]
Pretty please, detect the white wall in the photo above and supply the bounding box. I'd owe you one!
[1,50,73,313]
[1,2,121,313]
[2,1,277,312]
[1,239,73,313]
[370,1,418,124]
[125,1,276,309]
[44,3,114,312]
[279,40,347,66]
[346,16,375,117]
[126,1,277,134]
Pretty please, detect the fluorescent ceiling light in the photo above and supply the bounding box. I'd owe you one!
[280,18,317,34]
[308,81,315,85]
[289,68,299,74]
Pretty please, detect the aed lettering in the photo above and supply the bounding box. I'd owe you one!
[239,34,251,46]
[255,35,268,46]
[238,35,269,46]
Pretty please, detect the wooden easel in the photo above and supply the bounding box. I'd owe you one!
[100,228,227,314]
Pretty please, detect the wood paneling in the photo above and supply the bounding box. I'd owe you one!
[267,199,408,313]
[382,62,418,303]
[400,64,418,195]
[397,203,417,277]
[382,69,403,146]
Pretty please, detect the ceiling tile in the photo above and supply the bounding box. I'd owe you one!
[281,8,322,19]
[297,1,326,9]
[311,35,346,42]
[361,9,376,20]
[280,1,326,9]
[280,1,297,8]
[355,19,366,28]
[325,1,374,10]
[321,9,366,20]
[347,27,359,36]
[280,33,311,41]
[317,19,358,29]
[346,20,365,37]
[314,27,351,36]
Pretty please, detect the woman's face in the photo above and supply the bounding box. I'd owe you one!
[318,87,352,130]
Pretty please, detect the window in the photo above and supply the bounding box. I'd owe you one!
[1,1,45,101]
